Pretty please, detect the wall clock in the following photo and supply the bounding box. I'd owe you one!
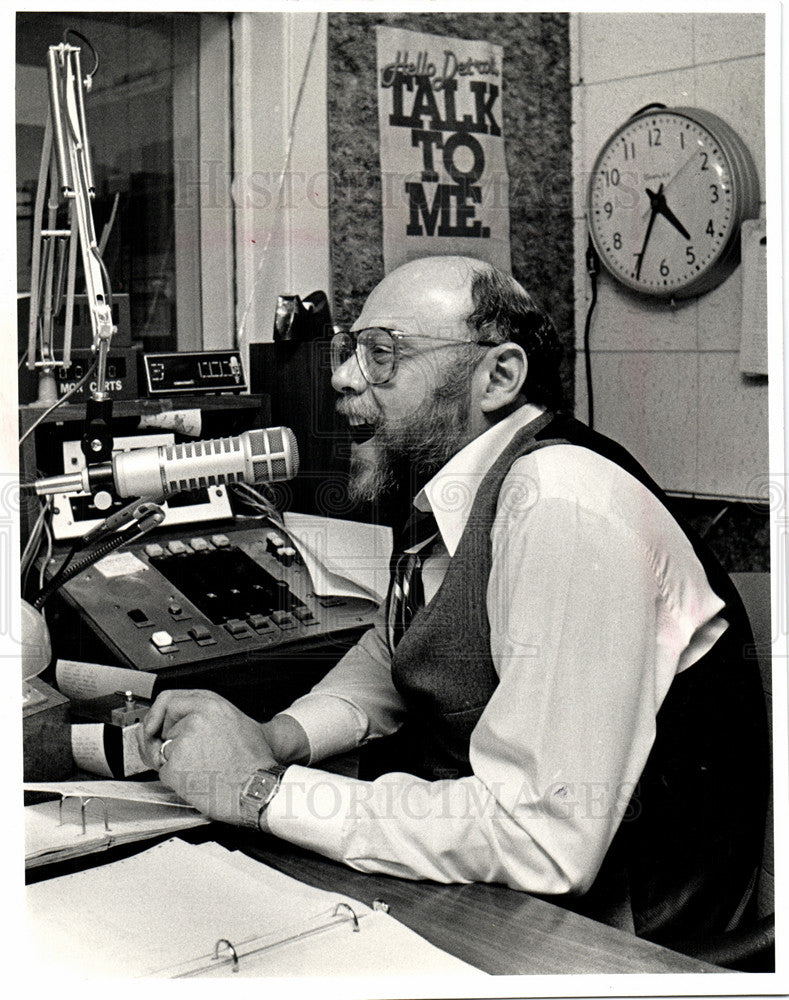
[587,106,760,300]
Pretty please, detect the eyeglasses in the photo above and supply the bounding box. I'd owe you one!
[330,327,498,386]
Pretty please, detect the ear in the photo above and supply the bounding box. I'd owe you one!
[476,343,528,414]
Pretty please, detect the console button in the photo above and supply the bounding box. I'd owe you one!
[188,624,212,641]
[151,630,175,650]
[189,537,210,551]
[293,605,318,624]
[247,614,276,634]
[224,618,252,638]
[166,539,191,555]
[144,543,165,559]
[211,534,231,548]
[270,611,297,629]
[127,608,152,627]
[317,595,345,607]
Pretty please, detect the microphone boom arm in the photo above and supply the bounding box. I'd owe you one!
[27,39,116,459]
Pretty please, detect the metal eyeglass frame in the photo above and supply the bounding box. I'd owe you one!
[330,327,499,386]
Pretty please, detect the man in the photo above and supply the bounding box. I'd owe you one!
[139,256,768,949]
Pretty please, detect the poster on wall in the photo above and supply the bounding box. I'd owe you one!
[376,25,511,274]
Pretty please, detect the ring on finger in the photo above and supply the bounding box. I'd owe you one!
[159,738,174,767]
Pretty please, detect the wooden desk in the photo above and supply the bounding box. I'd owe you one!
[26,825,721,976]
[216,829,722,976]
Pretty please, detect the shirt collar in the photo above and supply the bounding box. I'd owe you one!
[414,403,546,556]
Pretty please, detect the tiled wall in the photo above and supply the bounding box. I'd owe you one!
[571,13,767,500]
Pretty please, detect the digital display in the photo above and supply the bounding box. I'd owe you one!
[143,352,247,396]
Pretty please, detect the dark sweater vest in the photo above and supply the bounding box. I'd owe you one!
[386,411,769,945]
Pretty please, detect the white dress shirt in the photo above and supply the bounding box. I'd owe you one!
[266,405,728,895]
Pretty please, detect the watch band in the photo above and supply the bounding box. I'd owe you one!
[238,764,288,829]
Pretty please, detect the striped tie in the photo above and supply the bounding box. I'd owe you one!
[386,510,438,654]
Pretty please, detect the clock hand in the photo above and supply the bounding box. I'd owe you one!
[647,187,691,240]
[635,184,662,280]
[640,150,698,219]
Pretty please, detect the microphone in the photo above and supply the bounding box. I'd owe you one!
[32,427,299,499]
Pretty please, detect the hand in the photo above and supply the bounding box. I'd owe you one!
[647,186,690,240]
[635,184,662,280]
[138,689,278,824]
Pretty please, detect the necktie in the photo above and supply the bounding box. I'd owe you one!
[386,509,439,655]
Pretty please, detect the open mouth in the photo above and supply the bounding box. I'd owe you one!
[347,420,376,444]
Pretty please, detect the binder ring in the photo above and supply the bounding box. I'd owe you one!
[159,739,174,767]
[333,902,359,932]
[58,794,110,834]
[214,938,239,972]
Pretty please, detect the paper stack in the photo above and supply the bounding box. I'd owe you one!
[24,780,209,868]
[27,837,485,979]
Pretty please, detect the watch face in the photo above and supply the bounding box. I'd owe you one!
[588,110,740,298]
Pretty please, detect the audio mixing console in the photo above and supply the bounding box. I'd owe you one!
[48,521,379,691]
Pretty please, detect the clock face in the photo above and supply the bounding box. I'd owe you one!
[588,110,745,298]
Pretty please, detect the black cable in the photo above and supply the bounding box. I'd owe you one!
[62,29,99,81]
[583,236,600,430]
[32,531,130,610]
[629,102,667,119]
[19,353,99,447]
[30,534,83,605]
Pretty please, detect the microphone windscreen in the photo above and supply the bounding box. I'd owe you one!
[246,426,299,482]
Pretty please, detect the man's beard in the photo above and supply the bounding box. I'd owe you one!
[346,356,474,504]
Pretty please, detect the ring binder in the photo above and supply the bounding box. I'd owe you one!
[333,902,359,931]
[214,938,239,973]
[27,840,482,978]
[160,903,363,978]
[58,793,110,835]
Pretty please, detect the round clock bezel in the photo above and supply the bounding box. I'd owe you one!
[586,107,760,300]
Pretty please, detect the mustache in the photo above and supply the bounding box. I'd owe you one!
[336,398,379,423]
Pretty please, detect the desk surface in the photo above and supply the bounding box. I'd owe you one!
[26,826,721,977]
[218,829,721,977]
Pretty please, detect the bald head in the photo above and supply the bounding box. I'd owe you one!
[353,256,491,342]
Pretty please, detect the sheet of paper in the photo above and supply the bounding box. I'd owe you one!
[138,408,202,437]
[55,659,157,701]
[283,512,392,604]
[68,723,148,778]
[27,838,483,979]
[23,779,197,807]
[94,550,149,578]
[70,723,113,778]
[123,723,147,775]
[25,800,210,869]
[25,803,109,862]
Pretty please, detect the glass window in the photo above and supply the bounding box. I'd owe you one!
[16,12,201,353]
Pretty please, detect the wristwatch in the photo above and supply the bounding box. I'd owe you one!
[238,764,288,829]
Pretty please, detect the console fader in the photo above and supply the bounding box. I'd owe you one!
[54,521,379,677]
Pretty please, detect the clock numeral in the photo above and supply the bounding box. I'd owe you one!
[648,128,661,147]
[602,168,621,187]
[706,219,715,236]
[686,246,696,265]
[709,184,719,204]
[603,201,613,219]
[679,131,685,150]
[613,232,622,250]
[659,259,670,277]
[699,151,709,171]
[621,138,636,161]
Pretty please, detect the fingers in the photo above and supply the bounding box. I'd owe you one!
[136,724,165,771]
[142,689,211,740]
[136,703,204,773]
